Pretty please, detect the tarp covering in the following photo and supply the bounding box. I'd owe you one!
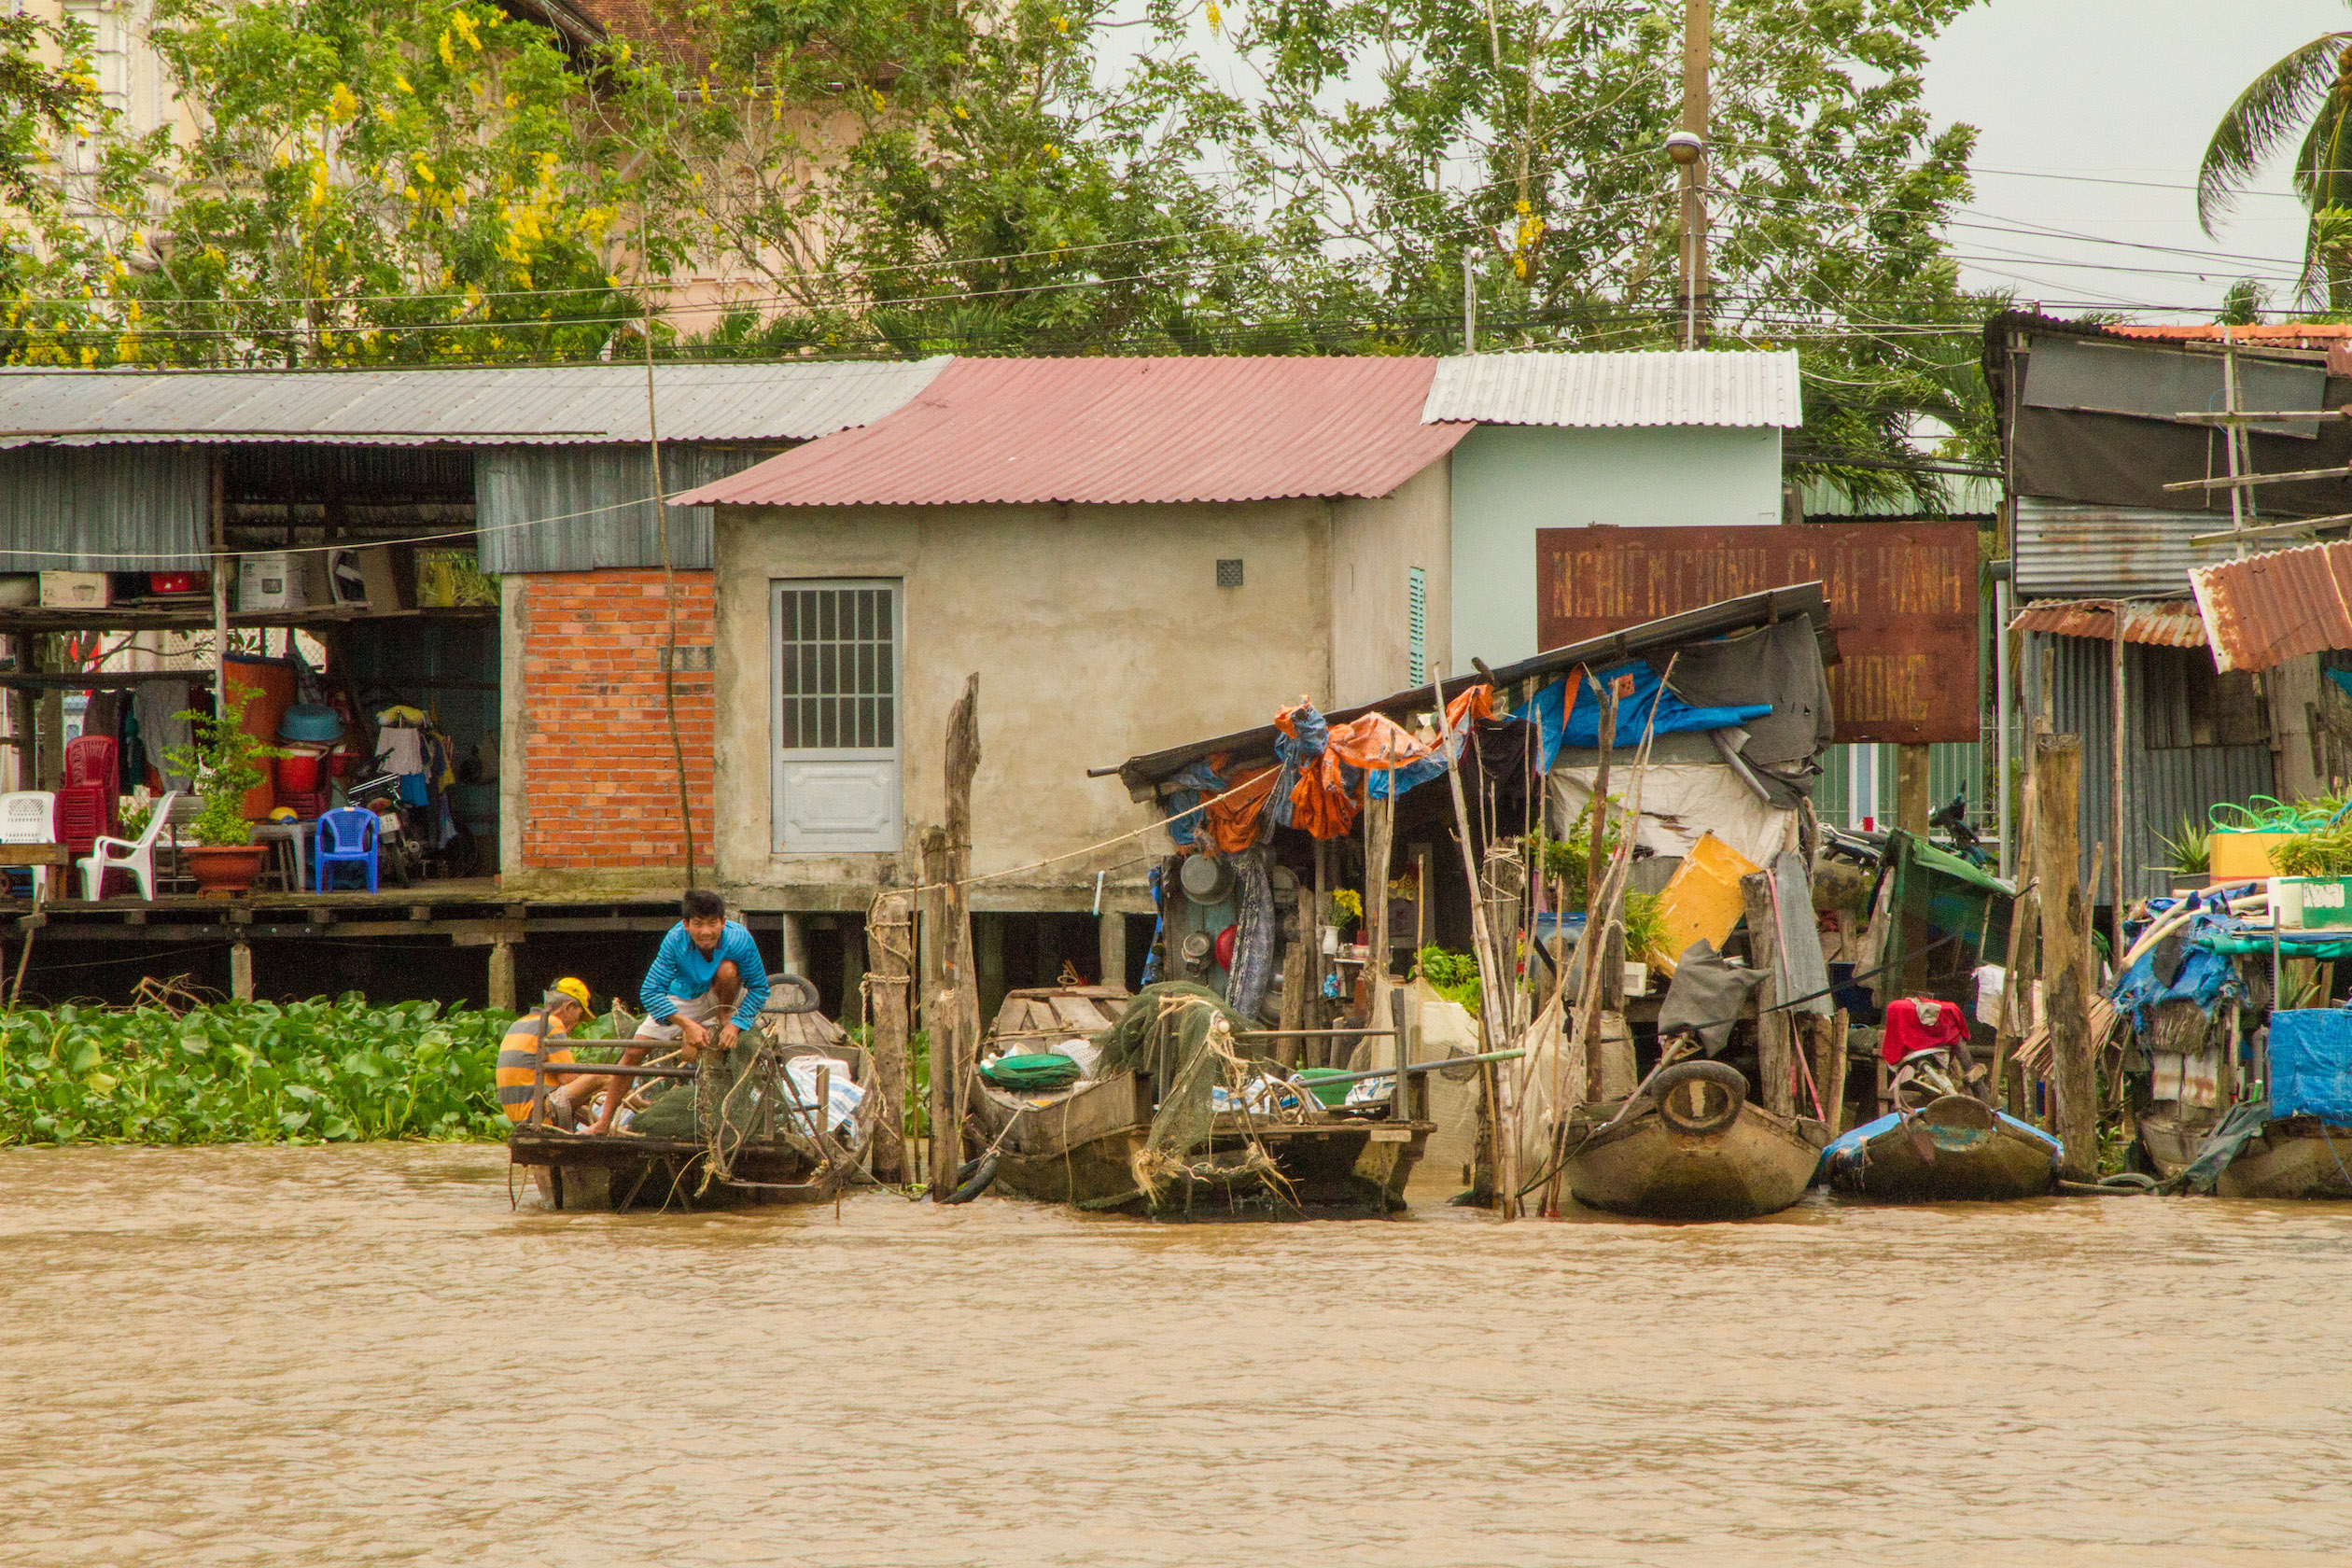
[1871,830,2014,1008]
[1175,686,1496,850]
[2269,1010,2352,1125]
[1548,763,1792,867]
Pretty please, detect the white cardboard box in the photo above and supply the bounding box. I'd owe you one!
[38,571,110,609]
[237,552,301,610]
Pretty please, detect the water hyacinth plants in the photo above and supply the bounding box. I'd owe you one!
[0,996,513,1146]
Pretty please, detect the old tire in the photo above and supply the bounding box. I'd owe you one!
[943,1153,1000,1204]
[1651,1060,1747,1137]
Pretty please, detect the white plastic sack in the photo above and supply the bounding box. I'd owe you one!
[1549,762,1794,868]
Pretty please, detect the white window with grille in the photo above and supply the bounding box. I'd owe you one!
[771,581,903,853]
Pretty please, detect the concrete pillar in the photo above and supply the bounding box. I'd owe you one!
[487,939,516,1012]
[779,912,809,979]
[1098,911,1127,990]
[975,912,1003,1022]
[842,919,868,1027]
[230,941,253,1001]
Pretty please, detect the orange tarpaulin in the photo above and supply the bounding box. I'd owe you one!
[1203,686,1499,847]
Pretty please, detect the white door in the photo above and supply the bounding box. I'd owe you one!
[772,581,903,853]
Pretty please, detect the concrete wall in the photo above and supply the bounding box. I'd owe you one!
[1449,424,1784,670]
[1330,458,1452,703]
[499,568,714,893]
[712,487,1443,914]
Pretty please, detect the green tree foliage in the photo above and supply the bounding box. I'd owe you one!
[7,0,674,367]
[2198,21,2352,307]
[0,11,105,209]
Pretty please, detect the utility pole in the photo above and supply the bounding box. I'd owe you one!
[1674,0,1711,350]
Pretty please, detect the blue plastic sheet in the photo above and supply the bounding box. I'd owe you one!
[1158,759,1226,848]
[1816,1109,2059,1179]
[1267,705,1330,829]
[2268,1010,2352,1124]
[2108,912,2243,1027]
[1518,662,1771,773]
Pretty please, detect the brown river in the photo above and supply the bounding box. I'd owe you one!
[5,1144,2348,1566]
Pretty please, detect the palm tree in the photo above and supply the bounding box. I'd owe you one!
[2199,29,2352,306]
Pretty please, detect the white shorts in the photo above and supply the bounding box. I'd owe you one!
[633,990,736,1043]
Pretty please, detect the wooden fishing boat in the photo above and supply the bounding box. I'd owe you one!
[508,1008,881,1212]
[967,985,1432,1217]
[1560,1061,1828,1221]
[2139,1110,2352,1199]
[1819,1095,2060,1202]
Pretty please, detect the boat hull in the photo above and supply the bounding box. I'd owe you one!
[1822,1096,2059,1203]
[1563,1101,1826,1221]
[2141,1111,2352,1199]
[973,1072,1429,1217]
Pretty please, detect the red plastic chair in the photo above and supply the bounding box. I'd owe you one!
[60,735,119,851]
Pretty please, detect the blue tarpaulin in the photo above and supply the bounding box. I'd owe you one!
[2268,1010,2352,1124]
[1518,662,1771,773]
[1159,759,1225,848]
[2109,915,2244,1028]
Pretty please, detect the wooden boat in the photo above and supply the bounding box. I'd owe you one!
[1560,1060,1828,1221]
[2140,1109,2352,1199]
[1819,1095,2060,1202]
[967,985,1433,1218]
[508,1008,881,1212]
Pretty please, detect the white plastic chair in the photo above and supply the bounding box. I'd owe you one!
[0,791,56,901]
[79,791,178,902]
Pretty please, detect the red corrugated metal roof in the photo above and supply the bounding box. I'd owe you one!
[2009,598,2211,649]
[671,356,1468,508]
[2190,540,2352,672]
[2108,323,2352,345]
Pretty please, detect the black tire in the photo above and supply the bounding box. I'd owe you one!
[942,1153,1000,1204]
[767,973,821,1015]
[1651,1060,1748,1137]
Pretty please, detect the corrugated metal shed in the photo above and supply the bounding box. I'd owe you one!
[2012,495,2242,597]
[0,358,949,448]
[2189,539,2352,673]
[1421,349,1803,429]
[677,357,1467,508]
[477,444,780,573]
[2025,631,2272,901]
[0,446,206,571]
[2009,598,2210,649]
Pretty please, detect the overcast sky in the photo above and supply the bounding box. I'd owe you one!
[1922,0,2350,320]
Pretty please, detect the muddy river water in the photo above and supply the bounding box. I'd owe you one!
[4,1143,2348,1566]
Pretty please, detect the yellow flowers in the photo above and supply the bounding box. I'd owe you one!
[1207,0,1222,28]
[451,10,482,49]
[309,164,331,210]
[396,75,413,94]
[954,101,969,119]
[1042,143,1059,160]
[438,29,455,67]
[404,184,420,202]
[328,82,358,122]
[869,87,886,111]
[415,161,436,184]
[1055,13,1071,33]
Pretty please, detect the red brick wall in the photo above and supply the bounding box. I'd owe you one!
[517,569,717,873]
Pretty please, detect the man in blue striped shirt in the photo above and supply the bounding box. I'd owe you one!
[582,888,771,1136]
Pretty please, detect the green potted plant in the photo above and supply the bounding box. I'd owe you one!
[165,686,285,896]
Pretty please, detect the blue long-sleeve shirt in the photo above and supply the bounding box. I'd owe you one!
[640,920,770,1030]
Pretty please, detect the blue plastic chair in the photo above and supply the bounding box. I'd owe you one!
[314,806,381,894]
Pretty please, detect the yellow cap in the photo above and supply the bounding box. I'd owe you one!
[550,976,593,1014]
[268,806,298,822]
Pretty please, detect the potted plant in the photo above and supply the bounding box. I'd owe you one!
[165,686,285,896]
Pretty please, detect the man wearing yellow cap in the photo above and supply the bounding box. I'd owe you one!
[496,977,595,1128]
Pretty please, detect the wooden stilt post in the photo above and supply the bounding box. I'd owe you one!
[920,826,949,1194]
[1364,786,1393,1063]
[1897,743,1931,838]
[868,889,913,1185]
[486,939,515,1012]
[934,675,982,1199]
[1741,872,1797,1117]
[2035,735,2097,1183]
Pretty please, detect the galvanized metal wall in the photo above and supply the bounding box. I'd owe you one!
[0,446,206,570]
[475,444,780,573]
[2024,632,2272,902]
[2013,495,2237,597]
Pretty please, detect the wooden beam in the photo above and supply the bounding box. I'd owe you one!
[2035,734,2098,1183]
[937,673,982,1200]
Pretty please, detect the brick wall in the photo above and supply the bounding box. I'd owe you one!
[517,569,717,873]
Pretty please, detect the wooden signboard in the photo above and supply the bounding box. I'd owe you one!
[1535,523,1981,745]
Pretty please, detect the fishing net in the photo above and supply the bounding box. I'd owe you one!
[1092,981,1285,1202]
[626,1039,817,1193]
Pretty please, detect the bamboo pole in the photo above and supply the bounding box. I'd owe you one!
[868,889,914,1184]
[1429,673,1517,1215]
[1365,782,1393,1057]
[2036,735,2098,1183]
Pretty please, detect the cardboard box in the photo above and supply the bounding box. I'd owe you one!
[352,546,411,612]
[38,571,110,609]
[236,552,301,611]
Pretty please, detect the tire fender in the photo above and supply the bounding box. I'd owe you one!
[1650,1060,1748,1137]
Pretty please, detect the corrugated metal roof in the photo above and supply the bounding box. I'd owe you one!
[2108,323,2352,345]
[2009,598,2209,648]
[1421,349,1803,429]
[678,356,1465,508]
[2189,539,2352,673]
[2012,495,2242,597]
[478,443,777,572]
[0,446,206,570]
[0,358,949,448]
[1111,582,1830,790]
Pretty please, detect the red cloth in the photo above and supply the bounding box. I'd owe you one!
[1882,997,1968,1066]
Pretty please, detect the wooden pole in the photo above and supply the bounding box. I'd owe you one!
[868,889,914,1184]
[1740,871,1797,1117]
[1585,672,1617,919]
[2035,735,2098,1183]
[2110,611,2128,942]
[1676,0,1711,348]
[1896,743,1931,838]
[919,825,950,1194]
[1365,784,1393,1049]
[210,457,230,706]
[1430,676,1511,1057]
[1818,1012,1850,1135]
[939,674,982,1197]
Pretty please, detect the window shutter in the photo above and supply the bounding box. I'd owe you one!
[1407,567,1427,686]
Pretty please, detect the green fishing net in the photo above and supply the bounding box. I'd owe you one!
[980,1053,1083,1090]
[1092,982,1281,1201]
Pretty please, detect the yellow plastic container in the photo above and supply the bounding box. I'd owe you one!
[1652,832,1762,976]
[2208,832,2300,881]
